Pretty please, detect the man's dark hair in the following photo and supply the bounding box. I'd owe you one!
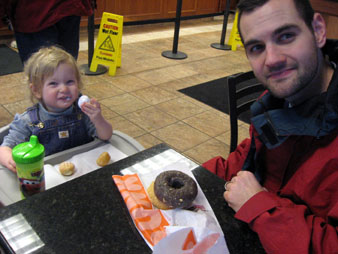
[237,0,315,41]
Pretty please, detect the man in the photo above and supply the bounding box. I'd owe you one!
[203,0,338,253]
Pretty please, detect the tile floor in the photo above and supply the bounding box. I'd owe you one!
[0,16,252,165]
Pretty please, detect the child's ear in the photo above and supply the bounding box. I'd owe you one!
[30,83,42,99]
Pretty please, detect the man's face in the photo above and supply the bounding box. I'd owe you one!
[240,0,323,103]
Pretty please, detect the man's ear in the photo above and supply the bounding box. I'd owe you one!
[312,13,327,48]
[30,83,42,99]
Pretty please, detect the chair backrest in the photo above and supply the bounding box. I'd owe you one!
[227,71,265,153]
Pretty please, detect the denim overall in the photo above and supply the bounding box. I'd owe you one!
[28,104,94,156]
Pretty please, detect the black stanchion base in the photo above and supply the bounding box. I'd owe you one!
[162,50,187,60]
[210,43,231,51]
[80,64,108,76]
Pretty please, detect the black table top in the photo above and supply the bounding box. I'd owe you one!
[0,143,265,254]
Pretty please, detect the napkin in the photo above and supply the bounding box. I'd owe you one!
[45,143,127,189]
[113,161,229,253]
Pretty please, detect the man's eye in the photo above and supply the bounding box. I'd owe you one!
[279,33,295,43]
[249,44,264,54]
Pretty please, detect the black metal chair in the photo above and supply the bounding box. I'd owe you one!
[227,71,265,153]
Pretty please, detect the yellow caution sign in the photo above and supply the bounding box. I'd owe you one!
[228,10,243,51]
[90,12,123,76]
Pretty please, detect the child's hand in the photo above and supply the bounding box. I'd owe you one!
[0,146,16,173]
[81,98,103,123]
[80,98,113,141]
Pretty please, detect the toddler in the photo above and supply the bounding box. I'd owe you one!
[0,46,113,173]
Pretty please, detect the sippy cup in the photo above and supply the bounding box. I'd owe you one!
[12,135,45,198]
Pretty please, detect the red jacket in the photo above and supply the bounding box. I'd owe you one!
[0,0,93,33]
[203,62,338,253]
[203,128,338,253]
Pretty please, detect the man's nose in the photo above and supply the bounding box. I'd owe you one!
[265,45,286,68]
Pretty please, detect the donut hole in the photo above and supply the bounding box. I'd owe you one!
[168,177,184,189]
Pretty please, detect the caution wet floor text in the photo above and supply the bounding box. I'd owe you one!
[90,12,123,76]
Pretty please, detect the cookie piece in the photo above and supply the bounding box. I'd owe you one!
[59,162,75,176]
[96,152,111,167]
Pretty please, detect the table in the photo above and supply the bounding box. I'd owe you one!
[0,143,265,254]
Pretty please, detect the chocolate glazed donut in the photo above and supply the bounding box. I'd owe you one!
[154,170,198,209]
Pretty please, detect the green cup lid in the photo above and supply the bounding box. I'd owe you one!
[12,135,45,164]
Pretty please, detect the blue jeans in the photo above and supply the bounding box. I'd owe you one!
[15,16,81,63]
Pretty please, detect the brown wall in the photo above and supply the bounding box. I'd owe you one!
[0,0,236,37]
[83,0,228,26]
[310,0,338,39]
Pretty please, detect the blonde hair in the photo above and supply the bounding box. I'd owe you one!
[24,46,83,103]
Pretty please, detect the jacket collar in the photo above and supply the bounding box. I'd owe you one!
[250,60,338,149]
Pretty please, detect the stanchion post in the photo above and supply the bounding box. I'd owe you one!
[162,0,187,60]
[87,14,95,66]
[210,0,231,50]
[80,10,107,75]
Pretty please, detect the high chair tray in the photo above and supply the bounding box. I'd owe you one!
[0,128,144,206]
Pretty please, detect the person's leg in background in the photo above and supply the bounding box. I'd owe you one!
[14,15,81,63]
[56,16,81,60]
[15,28,59,63]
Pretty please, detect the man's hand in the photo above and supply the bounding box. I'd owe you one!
[224,171,265,212]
